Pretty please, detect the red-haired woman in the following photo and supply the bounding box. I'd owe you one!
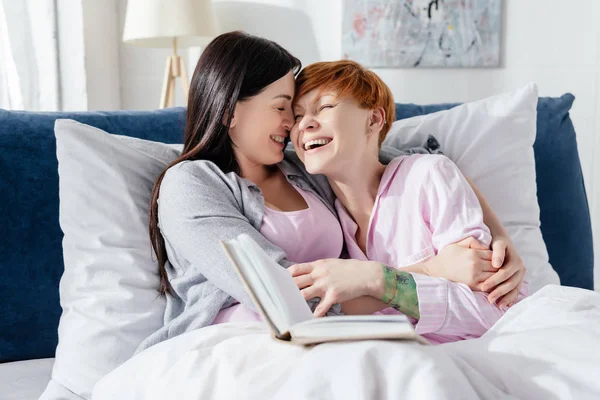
[288,60,528,344]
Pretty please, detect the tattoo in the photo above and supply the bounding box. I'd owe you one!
[380,265,420,320]
[396,274,410,285]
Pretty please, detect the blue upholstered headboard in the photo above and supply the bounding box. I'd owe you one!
[0,95,593,363]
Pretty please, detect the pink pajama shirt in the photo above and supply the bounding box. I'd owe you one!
[336,154,528,344]
[213,182,345,324]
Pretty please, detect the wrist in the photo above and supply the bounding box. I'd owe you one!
[366,261,385,298]
[491,230,511,243]
[494,234,512,244]
[421,258,434,277]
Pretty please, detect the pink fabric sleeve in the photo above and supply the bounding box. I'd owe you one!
[412,156,527,339]
[422,156,492,251]
[412,274,528,339]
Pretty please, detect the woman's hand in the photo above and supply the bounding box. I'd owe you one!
[425,236,526,309]
[424,237,499,291]
[288,259,380,317]
[481,237,526,308]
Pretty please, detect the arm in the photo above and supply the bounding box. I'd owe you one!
[466,176,510,244]
[409,158,527,338]
[159,161,291,309]
[341,262,527,339]
[341,237,494,315]
[394,175,526,306]
[371,236,494,282]
[341,266,419,317]
[465,176,528,307]
[347,158,528,338]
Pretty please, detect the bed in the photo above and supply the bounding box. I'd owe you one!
[92,285,600,399]
[0,359,54,400]
[0,83,596,400]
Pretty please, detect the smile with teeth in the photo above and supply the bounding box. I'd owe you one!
[304,138,332,151]
[270,135,285,144]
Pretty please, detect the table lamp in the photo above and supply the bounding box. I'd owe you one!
[123,0,218,108]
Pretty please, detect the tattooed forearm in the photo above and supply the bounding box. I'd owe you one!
[380,265,420,319]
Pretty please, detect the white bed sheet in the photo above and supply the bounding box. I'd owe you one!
[93,285,600,400]
[0,358,54,400]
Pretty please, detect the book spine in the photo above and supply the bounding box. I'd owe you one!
[275,331,292,341]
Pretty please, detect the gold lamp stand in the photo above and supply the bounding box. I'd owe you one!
[160,38,190,108]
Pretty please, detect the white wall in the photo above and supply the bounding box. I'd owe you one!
[82,0,121,110]
[115,0,600,288]
[56,0,89,111]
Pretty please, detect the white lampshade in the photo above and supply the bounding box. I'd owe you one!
[123,0,218,48]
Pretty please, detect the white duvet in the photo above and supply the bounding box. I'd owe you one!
[92,285,600,400]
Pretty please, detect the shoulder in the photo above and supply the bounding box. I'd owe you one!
[160,159,243,203]
[386,153,454,178]
[382,154,463,195]
[163,159,227,183]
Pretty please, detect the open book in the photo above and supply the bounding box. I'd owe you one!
[220,234,428,345]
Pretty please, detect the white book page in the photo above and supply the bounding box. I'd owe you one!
[222,241,287,334]
[225,234,314,332]
[238,234,314,327]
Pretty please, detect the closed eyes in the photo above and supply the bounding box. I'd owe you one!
[294,104,335,121]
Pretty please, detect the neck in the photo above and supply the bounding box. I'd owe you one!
[236,153,274,186]
[328,154,386,228]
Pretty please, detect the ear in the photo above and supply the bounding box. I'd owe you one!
[229,113,237,129]
[367,107,386,136]
[223,104,238,128]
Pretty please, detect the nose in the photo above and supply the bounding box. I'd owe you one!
[298,114,318,132]
[282,108,294,132]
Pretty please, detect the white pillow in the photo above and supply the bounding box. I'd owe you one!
[40,119,182,400]
[383,82,559,293]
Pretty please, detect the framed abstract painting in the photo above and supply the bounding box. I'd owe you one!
[342,0,502,68]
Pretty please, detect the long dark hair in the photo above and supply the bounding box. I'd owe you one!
[150,31,301,295]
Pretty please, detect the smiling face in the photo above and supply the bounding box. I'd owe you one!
[291,89,378,176]
[291,60,396,178]
[229,71,295,167]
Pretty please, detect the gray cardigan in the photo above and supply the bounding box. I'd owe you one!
[136,140,439,353]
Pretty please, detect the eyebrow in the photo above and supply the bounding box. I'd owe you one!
[293,93,337,110]
[273,94,292,100]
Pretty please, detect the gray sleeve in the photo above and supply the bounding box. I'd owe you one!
[380,134,444,164]
[158,161,292,309]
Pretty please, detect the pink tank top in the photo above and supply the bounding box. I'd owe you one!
[213,185,343,324]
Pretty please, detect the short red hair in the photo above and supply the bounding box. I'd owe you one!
[295,60,395,147]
